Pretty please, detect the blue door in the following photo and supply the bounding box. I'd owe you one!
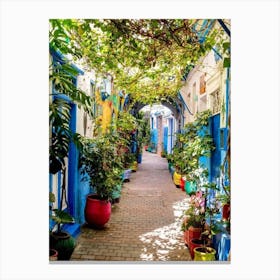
[210,114,221,182]
[163,127,168,153]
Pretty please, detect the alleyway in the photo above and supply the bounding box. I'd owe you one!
[71,151,191,262]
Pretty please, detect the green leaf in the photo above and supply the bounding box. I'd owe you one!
[223,57,230,68]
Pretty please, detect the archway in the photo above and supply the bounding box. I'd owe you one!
[128,96,185,156]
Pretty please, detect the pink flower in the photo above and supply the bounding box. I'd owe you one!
[196,191,202,198]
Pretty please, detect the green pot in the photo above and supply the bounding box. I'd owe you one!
[50,231,76,260]
[185,181,197,195]
[194,247,216,261]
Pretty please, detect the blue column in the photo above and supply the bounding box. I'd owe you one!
[68,103,77,217]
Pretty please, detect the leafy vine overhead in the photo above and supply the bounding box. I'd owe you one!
[50,19,221,103]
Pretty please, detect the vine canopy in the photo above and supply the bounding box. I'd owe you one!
[49,19,224,104]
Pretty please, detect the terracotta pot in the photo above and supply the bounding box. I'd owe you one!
[222,203,230,220]
[184,229,189,246]
[84,194,111,228]
[188,227,202,247]
[49,249,58,261]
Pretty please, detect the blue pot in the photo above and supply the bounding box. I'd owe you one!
[137,153,142,163]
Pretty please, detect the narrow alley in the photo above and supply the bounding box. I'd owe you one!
[71,151,191,261]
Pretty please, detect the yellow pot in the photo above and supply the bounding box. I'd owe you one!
[194,247,216,261]
[131,161,138,172]
[173,171,182,186]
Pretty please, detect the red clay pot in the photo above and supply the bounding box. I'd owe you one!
[188,227,202,247]
[222,203,230,221]
[189,239,205,259]
[184,229,189,246]
[49,249,58,261]
[85,194,111,228]
[180,177,186,191]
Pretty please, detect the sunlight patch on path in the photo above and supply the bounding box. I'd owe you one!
[139,197,191,261]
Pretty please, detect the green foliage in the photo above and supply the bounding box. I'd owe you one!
[171,110,215,177]
[183,211,205,230]
[49,193,75,233]
[134,112,150,153]
[223,57,230,68]
[49,19,226,103]
[49,42,93,174]
[79,133,124,200]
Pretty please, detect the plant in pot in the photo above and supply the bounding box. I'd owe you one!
[171,144,184,188]
[178,110,215,194]
[135,112,149,163]
[49,189,76,261]
[79,133,123,228]
[116,111,137,179]
[192,182,221,261]
[182,190,206,258]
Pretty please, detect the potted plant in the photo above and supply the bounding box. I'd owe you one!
[173,110,215,194]
[49,249,58,261]
[192,182,221,261]
[79,133,123,228]
[49,190,76,261]
[182,190,206,256]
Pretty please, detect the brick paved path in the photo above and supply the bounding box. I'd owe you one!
[71,151,191,262]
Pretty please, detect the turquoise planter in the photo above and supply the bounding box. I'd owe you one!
[170,166,175,178]
[168,162,173,173]
[112,184,122,200]
[185,181,197,195]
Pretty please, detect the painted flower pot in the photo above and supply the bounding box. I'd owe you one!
[222,203,230,221]
[189,239,205,259]
[123,169,132,182]
[194,247,216,261]
[49,231,75,260]
[111,184,122,204]
[180,177,186,191]
[49,249,58,261]
[173,171,182,188]
[137,153,142,163]
[188,227,202,247]
[84,194,111,228]
[185,181,197,195]
[168,162,172,173]
[131,161,138,172]
[170,166,175,177]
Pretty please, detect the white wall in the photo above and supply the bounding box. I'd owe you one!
[76,69,96,138]
[180,49,224,124]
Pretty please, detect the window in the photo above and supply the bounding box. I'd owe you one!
[192,82,197,113]
[200,74,206,94]
[210,89,221,114]
[199,95,207,112]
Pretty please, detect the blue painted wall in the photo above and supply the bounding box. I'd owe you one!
[163,127,168,152]
[49,49,83,237]
[150,128,158,150]
[78,171,91,225]
[210,114,221,182]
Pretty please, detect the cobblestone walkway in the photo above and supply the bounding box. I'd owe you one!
[71,151,191,262]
